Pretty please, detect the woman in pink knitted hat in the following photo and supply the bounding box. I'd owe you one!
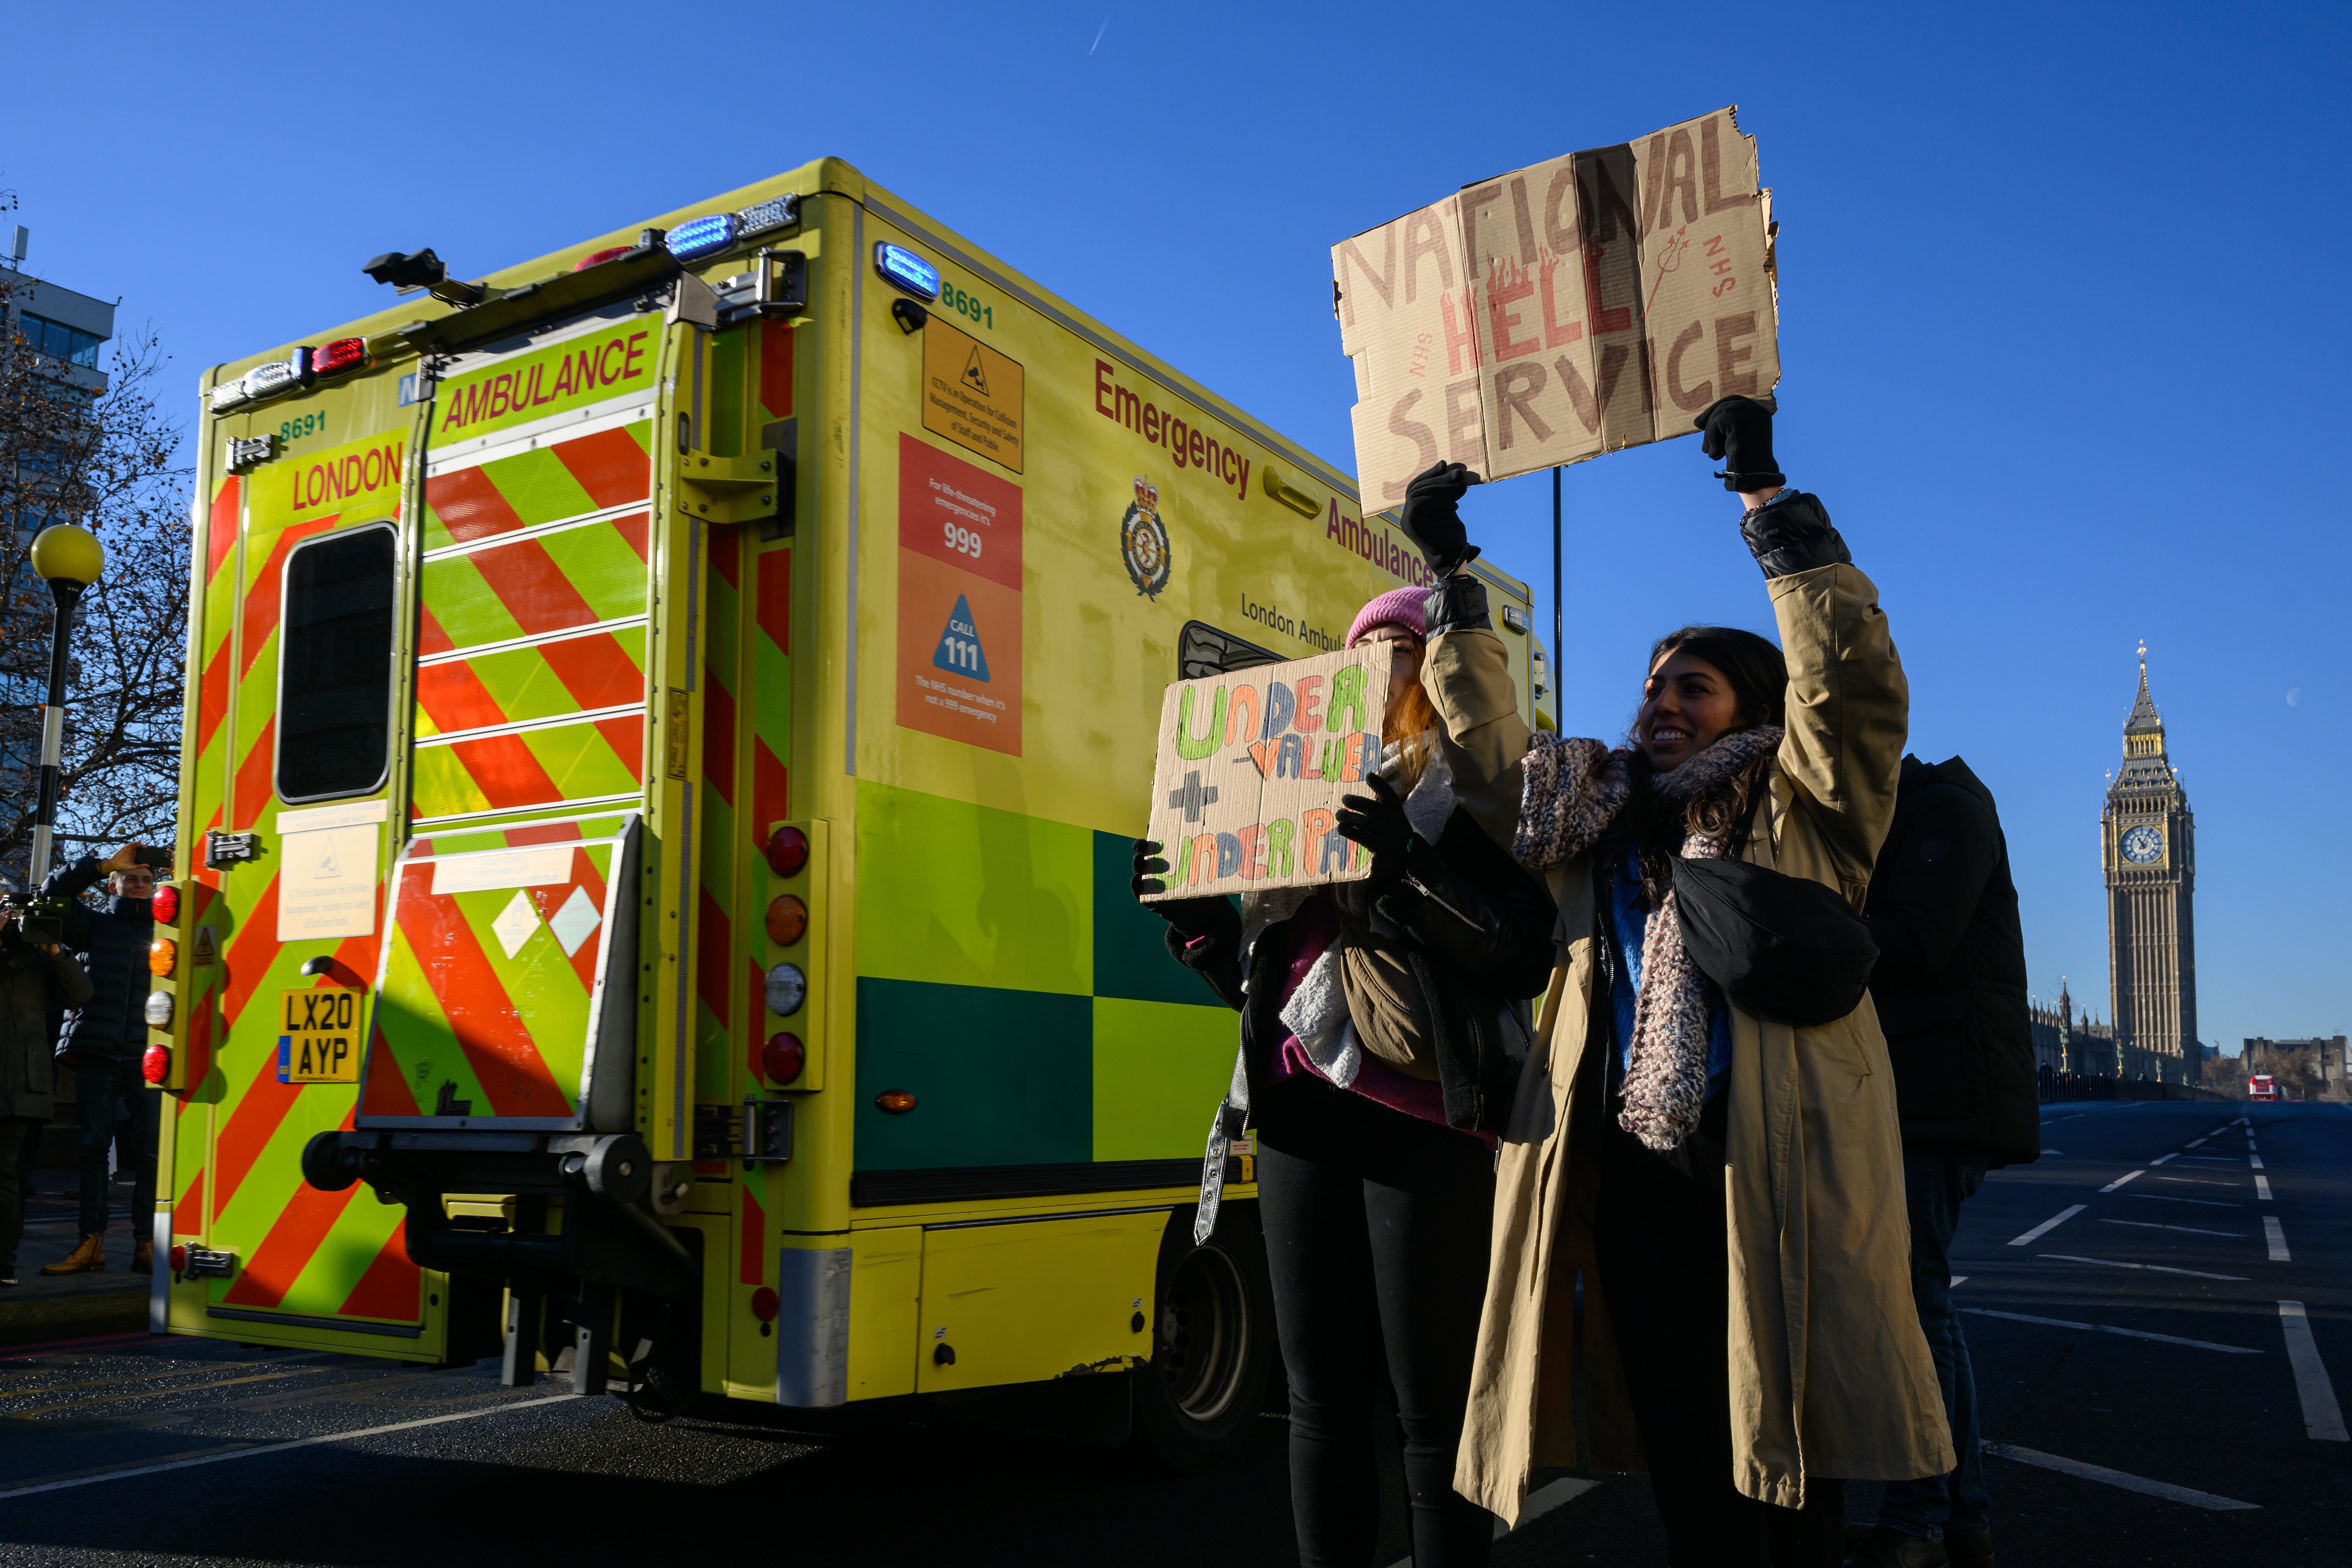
[1132,556,1555,1567]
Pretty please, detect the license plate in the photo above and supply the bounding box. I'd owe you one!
[279,986,364,1083]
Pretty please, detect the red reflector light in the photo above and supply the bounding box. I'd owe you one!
[750,1286,780,1321]
[762,1031,805,1084]
[764,826,810,878]
[169,1244,188,1275]
[151,884,180,924]
[875,1089,916,1115]
[314,337,368,376]
[573,246,631,271]
[142,1045,172,1086]
[764,894,807,946]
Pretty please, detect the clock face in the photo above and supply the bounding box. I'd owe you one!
[2121,824,2164,864]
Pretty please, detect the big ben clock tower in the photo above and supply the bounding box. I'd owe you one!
[2102,645,2198,1083]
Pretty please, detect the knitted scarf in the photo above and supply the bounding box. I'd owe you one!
[1512,726,1784,1150]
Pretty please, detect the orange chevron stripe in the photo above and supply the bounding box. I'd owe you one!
[336,1221,420,1322]
[441,731,565,809]
[213,1051,300,1221]
[550,426,652,510]
[753,737,789,840]
[362,1019,423,1118]
[232,717,276,828]
[221,872,280,1026]
[757,544,791,654]
[173,1166,205,1237]
[539,631,645,712]
[238,518,336,678]
[206,476,242,582]
[417,603,456,657]
[758,324,794,419]
[415,659,511,735]
[423,465,524,544]
[482,535,600,634]
[220,1111,360,1309]
[592,714,647,781]
[196,642,231,756]
[392,882,569,1117]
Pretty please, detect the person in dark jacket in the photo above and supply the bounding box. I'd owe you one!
[40,844,160,1276]
[0,885,94,1286]
[1134,581,1556,1568]
[1851,755,2039,1568]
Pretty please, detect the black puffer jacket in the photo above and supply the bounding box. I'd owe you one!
[41,856,154,1061]
[1164,804,1556,1135]
[1865,755,2040,1166]
[0,931,91,1119]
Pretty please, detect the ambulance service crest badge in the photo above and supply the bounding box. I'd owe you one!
[1120,478,1171,600]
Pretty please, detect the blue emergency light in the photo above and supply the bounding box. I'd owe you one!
[665,213,740,263]
[874,242,940,301]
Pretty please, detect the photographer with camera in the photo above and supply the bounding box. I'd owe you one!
[39,844,163,1277]
[0,882,92,1287]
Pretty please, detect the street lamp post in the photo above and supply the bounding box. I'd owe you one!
[26,522,102,881]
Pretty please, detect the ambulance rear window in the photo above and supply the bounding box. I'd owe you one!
[276,524,396,802]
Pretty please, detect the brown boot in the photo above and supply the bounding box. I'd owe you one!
[42,1234,106,1275]
[132,1239,154,1273]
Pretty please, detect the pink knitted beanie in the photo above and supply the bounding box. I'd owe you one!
[1346,585,1427,648]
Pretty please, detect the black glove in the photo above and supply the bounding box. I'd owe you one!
[1131,839,1230,939]
[1334,775,1433,891]
[1397,462,1482,579]
[1694,395,1784,493]
[1422,574,1491,637]
[1740,492,1851,579]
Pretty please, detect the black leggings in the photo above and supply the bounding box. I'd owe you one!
[1592,1117,1845,1568]
[1259,1090,1497,1568]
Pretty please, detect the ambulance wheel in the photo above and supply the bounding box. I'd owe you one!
[1135,1203,1275,1472]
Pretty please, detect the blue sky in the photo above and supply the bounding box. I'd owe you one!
[9,2,2347,1056]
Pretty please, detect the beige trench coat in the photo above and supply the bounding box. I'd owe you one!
[1428,562,1956,1521]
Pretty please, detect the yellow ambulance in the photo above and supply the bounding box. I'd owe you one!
[146,157,1546,1461]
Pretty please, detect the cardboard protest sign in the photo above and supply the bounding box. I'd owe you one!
[1333,106,1777,508]
[1142,643,1395,900]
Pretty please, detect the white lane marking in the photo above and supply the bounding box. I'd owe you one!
[2097,1218,2245,1238]
[2150,1153,2180,1165]
[2010,1205,2087,1246]
[2127,1192,2239,1208]
[2042,1148,2066,1156]
[2100,1171,2146,1192]
[2186,1137,2208,1147]
[2257,1175,2274,1202]
[2041,1254,2249,1282]
[1950,1276,1969,1287]
[0,1392,581,1499]
[2176,1156,2239,1163]
[1983,1443,2260,1510]
[2265,1217,2291,1262]
[2279,1303,2349,1442]
[1961,1307,2262,1355]
[2250,1154,2266,1169]
[2156,1176,2240,1188]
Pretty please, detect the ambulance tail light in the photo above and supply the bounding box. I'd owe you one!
[142,1044,171,1086]
[313,337,368,377]
[573,245,632,272]
[764,826,809,878]
[764,894,807,947]
[764,963,806,1018]
[762,1031,805,1085]
[665,213,739,262]
[874,243,940,301]
[151,884,179,924]
[169,1244,188,1275]
[144,991,173,1028]
[148,938,177,977]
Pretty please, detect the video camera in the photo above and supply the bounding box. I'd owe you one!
[0,890,69,948]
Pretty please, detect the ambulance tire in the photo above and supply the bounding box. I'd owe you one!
[1135,1202,1275,1473]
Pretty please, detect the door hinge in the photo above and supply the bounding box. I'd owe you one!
[677,452,780,526]
[204,829,261,869]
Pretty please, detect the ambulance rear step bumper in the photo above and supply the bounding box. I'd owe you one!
[299,1129,695,1302]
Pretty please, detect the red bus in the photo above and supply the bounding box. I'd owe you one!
[2249,1074,2280,1101]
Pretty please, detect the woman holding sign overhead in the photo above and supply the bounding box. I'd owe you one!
[1133,583,1557,1568]
[1406,399,1953,1568]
